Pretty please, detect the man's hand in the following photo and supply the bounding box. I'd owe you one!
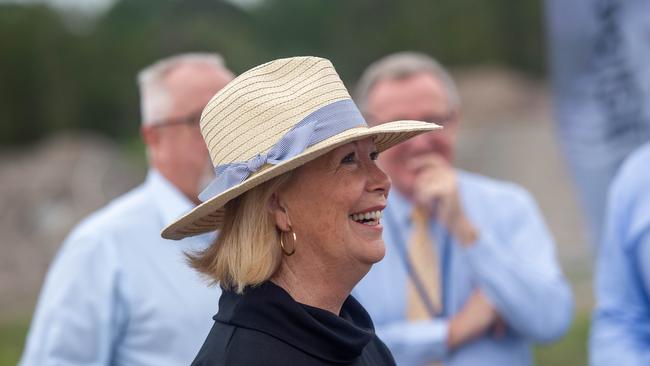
[447,290,499,349]
[410,154,478,245]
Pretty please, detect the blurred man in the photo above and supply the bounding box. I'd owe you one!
[545,0,650,248]
[353,52,574,365]
[590,141,650,366]
[20,53,234,366]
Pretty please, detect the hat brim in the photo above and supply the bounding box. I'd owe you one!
[162,120,440,240]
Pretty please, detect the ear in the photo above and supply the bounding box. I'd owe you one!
[140,125,159,148]
[268,192,291,232]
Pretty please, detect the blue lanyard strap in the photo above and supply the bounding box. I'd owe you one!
[385,207,451,319]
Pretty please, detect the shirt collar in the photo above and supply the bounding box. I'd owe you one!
[145,169,196,227]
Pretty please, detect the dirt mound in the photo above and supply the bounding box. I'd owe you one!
[0,132,143,315]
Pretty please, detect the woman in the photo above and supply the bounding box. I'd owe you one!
[162,56,439,365]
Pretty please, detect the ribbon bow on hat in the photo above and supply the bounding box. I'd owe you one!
[161,56,439,241]
[198,99,366,202]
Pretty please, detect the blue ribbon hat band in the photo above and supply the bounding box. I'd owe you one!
[198,99,368,202]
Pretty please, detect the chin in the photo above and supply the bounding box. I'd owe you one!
[358,239,386,265]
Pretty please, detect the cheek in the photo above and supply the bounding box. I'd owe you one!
[433,132,451,146]
[378,148,402,173]
[292,188,347,256]
[378,151,417,197]
[185,133,210,161]
[379,148,409,177]
[309,176,362,233]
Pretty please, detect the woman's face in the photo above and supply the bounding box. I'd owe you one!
[274,138,391,270]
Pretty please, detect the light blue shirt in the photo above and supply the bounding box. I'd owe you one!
[590,142,650,366]
[354,171,574,366]
[20,170,220,366]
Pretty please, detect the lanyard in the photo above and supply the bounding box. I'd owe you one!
[384,206,452,318]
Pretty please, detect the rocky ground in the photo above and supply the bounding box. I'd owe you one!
[0,134,144,316]
[454,66,592,309]
[0,67,593,320]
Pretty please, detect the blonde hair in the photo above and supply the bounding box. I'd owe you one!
[187,172,293,293]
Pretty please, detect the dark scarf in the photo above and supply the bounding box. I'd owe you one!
[215,281,376,363]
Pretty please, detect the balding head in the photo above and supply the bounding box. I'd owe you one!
[138,53,234,126]
[139,53,235,203]
[355,51,460,118]
[356,52,461,198]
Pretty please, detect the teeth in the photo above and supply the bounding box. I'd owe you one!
[349,210,383,223]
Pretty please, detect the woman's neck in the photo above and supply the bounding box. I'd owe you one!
[271,257,369,315]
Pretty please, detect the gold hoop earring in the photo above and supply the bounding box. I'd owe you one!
[280,230,296,256]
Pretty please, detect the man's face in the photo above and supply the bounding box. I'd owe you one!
[145,63,233,201]
[366,72,458,199]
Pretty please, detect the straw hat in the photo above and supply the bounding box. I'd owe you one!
[162,56,440,240]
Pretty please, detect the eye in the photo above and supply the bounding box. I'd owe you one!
[370,151,379,161]
[341,152,356,164]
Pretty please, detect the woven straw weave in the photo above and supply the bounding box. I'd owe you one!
[162,56,439,240]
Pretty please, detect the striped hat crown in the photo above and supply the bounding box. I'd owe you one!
[162,56,439,240]
[200,57,350,169]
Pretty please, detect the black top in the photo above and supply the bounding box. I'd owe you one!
[191,281,395,365]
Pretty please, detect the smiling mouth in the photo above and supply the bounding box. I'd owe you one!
[349,210,383,226]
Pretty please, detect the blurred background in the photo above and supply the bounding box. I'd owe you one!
[0,0,593,364]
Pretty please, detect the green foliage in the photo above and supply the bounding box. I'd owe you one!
[0,5,81,144]
[0,0,545,146]
[535,312,590,366]
[0,317,28,366]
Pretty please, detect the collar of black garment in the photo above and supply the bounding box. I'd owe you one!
[215,281,376,363]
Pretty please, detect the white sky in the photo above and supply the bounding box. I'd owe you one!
[0,0,263,15]
[1,0,115,14]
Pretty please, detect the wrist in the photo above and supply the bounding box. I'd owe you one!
[447,313,471,350]
[447,315,462,349]
[452,216,478,246]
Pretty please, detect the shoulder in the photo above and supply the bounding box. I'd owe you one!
[71,183,155,239]
[458,170,537,211]
[362,336,396,365]
[611,142,650,202]
[55,183,156,261]
[608,142,650,245]
[193,323,299,366]
[227,328,302,364]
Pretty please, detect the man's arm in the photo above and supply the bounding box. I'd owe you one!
[20,232,127,366]
[461,188,574,343]
[638,232,650,319]
[412,156,573,343]
[590,233,650,365]
[375,319,448,365]
[589,143,650,366]
[375,290,498,364]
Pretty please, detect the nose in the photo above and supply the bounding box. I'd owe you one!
[366,159,391,197]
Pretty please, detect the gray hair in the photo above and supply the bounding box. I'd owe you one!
[355,51,461,115]
[137,53,227,126]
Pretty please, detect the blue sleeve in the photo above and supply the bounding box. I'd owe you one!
[638,232,650,311]
[462,189,574,343]
[591,231,650,366]
[19,232,128,366]
[590,152,650,366]
[375,319,449,365]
